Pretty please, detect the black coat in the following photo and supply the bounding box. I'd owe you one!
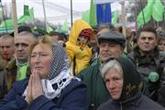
[98,94,165,110]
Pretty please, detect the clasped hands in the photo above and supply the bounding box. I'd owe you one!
[25,70,44,104]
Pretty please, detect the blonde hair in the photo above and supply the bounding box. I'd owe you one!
[30,36,53,54]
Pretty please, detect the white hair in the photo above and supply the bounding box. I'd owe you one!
[100,60,123,79]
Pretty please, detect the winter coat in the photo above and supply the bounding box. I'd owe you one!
[78,58,110,110]
[98,94,165,110]
[0,78,88,110]
[98,56,165,110]
[66,19,92,75]
[128,47,165,101]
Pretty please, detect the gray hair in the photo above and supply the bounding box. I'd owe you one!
[100,59,123,79]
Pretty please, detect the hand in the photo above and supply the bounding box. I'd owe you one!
[25,74,33,104]
[31,70,44,100]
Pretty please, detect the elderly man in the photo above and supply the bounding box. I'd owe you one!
[78,30,126,110]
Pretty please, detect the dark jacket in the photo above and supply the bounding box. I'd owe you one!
[98,94,165,110]
[78,58,110,110]
[128,47,165,100]
[0,78,88,110]
[98,56,165,110]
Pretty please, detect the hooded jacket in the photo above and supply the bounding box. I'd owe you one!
[66,19,92,75]
[98,56,165,110]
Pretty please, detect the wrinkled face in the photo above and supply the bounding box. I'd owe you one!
[14,36,34,61]
[158,39,165,51]
[105,68,123,100]
[0,38,14,60]
[99,42,123,62]
[30,44,53,79]
[137,32,157,52]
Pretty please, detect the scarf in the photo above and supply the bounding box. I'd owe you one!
[23,43,76,99]
[23,68,74,99]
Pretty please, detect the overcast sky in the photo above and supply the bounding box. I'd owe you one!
[1,0,122,24]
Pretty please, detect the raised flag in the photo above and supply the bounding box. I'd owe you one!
[152,0,164,22]
[96,3,112,25]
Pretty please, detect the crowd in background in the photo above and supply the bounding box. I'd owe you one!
[0,19,164,110]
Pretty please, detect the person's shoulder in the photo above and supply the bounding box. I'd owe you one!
[12,78,28,91]
[78,63,100,80]
[140,95,165,110]
[61,78,86,98]
[98,99,113,110]
[67,78,86,89]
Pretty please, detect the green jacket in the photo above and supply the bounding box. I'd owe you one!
[78,59,110,110]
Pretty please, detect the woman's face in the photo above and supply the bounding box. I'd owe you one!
[105,68,123,100]
[30,43,53,79]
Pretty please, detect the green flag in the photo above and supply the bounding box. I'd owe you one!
[61,20,69,33]
[112,11,119,25]
[152,0,164,22]
[0,19,13,28]
[18,6,34,24]
[82,10,90,23]
[47,25,53,33]
[89,0,97,26]
[137,0,154,28]
[24,5,30,16]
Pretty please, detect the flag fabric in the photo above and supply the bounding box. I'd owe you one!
[83,0,112,26]
[89,0,97,26]
[0,19,13,28]
[96,3,112,25]
[112,11,119,25]
[61,20,69,33]
[137,0,154,28]
[82,10,90,23]
[24,5,30,16]
[18,5,34,24]
[152,0,164,22]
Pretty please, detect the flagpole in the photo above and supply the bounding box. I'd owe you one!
[42,0,47,32]
[12,0,18,37]
[70,0,73,26]
[139,0,146,26]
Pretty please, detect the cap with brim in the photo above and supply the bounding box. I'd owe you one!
[98,31,126,47]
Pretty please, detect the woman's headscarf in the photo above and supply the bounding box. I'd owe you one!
[101,56,143,103]
[116,57,143,102]
[48,43,69,80]
[23,43,74,99]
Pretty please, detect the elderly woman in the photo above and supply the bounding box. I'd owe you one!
[0,36,88,110]
[98,56,165,110]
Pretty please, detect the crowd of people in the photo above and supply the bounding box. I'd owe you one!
[0,19,164,110]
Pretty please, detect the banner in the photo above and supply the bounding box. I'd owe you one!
[96,3,112,25]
